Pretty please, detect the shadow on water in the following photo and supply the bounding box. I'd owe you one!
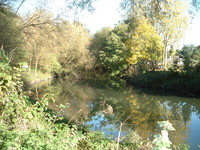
[30,78,200,150]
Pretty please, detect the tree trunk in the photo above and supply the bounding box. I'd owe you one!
[35,58,38,75]
[163,46,168,70]
[29,58,32,73]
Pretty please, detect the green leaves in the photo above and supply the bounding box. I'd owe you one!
[0,8,24,64]
[157,120,175,131]
[127,17,163,71]
[93,24,130,77]
[177,45,200,72]
[152,121,176,150]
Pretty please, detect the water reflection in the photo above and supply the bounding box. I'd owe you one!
[30,78,200,149]
[128,94,191,146]
[85,113,124,140]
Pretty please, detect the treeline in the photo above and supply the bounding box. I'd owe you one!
[88,0,200,96]
[0,0,198,149]
[0,3,94,80]
[1,0,189,77]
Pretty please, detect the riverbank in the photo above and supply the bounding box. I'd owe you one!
[21,70,53,89]
[126,71,200,98]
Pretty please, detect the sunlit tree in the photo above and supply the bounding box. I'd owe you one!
[123,0,189,69]
[127,18,163,71]
[22,9,60,74]
[0,6,24,64]
[91,24,130,76]
[55,21,93,76]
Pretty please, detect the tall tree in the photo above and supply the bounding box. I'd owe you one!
[123,0,189,69]
[126,18,163,71]
[177,45,200,72]
[56,21,93,76]
[23,10,93,75]
[0,6,24,64]
[91,24,130,77]
[22,10,59,74]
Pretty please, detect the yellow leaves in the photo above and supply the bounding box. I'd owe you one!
[126,18,163,65]
[22,9,93,73]
[127,50,143,64]
[155,0,189,48]
[57,22,93,70]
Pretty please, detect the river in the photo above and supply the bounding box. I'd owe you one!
[30,78,200,150]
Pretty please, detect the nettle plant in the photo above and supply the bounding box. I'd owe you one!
[152,121,175,150]
[0,49,25,125]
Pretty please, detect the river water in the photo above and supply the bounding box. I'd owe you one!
[31,78,200,150]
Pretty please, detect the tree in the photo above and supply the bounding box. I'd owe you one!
[0,5,24,64]
[22,9,93,76]
[177,45,200,72]
[123,0,189,69]
[56,21,94,76]
[126,18,163,71]
[155,0,188,68]
[90,27,113,64]
[0,0,96,13]
[91,24,130,77]
[22,9,60,74]
[99,32,128,76]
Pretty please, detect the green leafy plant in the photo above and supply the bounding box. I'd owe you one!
[152,121,175,150]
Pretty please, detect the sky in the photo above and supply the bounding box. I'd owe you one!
[18,0,200,47]
[78,0,124,33]
[18,0,124,33]
[181,17,200,46]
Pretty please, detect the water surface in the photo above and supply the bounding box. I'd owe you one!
[31,78,200,149]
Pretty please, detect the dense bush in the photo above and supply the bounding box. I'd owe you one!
[127,71,200,97]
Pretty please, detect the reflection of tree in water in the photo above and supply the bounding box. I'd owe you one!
[127,93,198,146]
[87,89,132,124]
[165,100,192,146]
[71,78,134,128]
[54,79,95,123]
[128,94,163,139]
[31,79,95,124]
[84,89,135,140]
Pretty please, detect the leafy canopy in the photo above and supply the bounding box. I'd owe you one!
[92,24,130,76]
[127,18,163,69]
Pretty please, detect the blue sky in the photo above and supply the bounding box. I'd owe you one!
[18,0,200,47]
